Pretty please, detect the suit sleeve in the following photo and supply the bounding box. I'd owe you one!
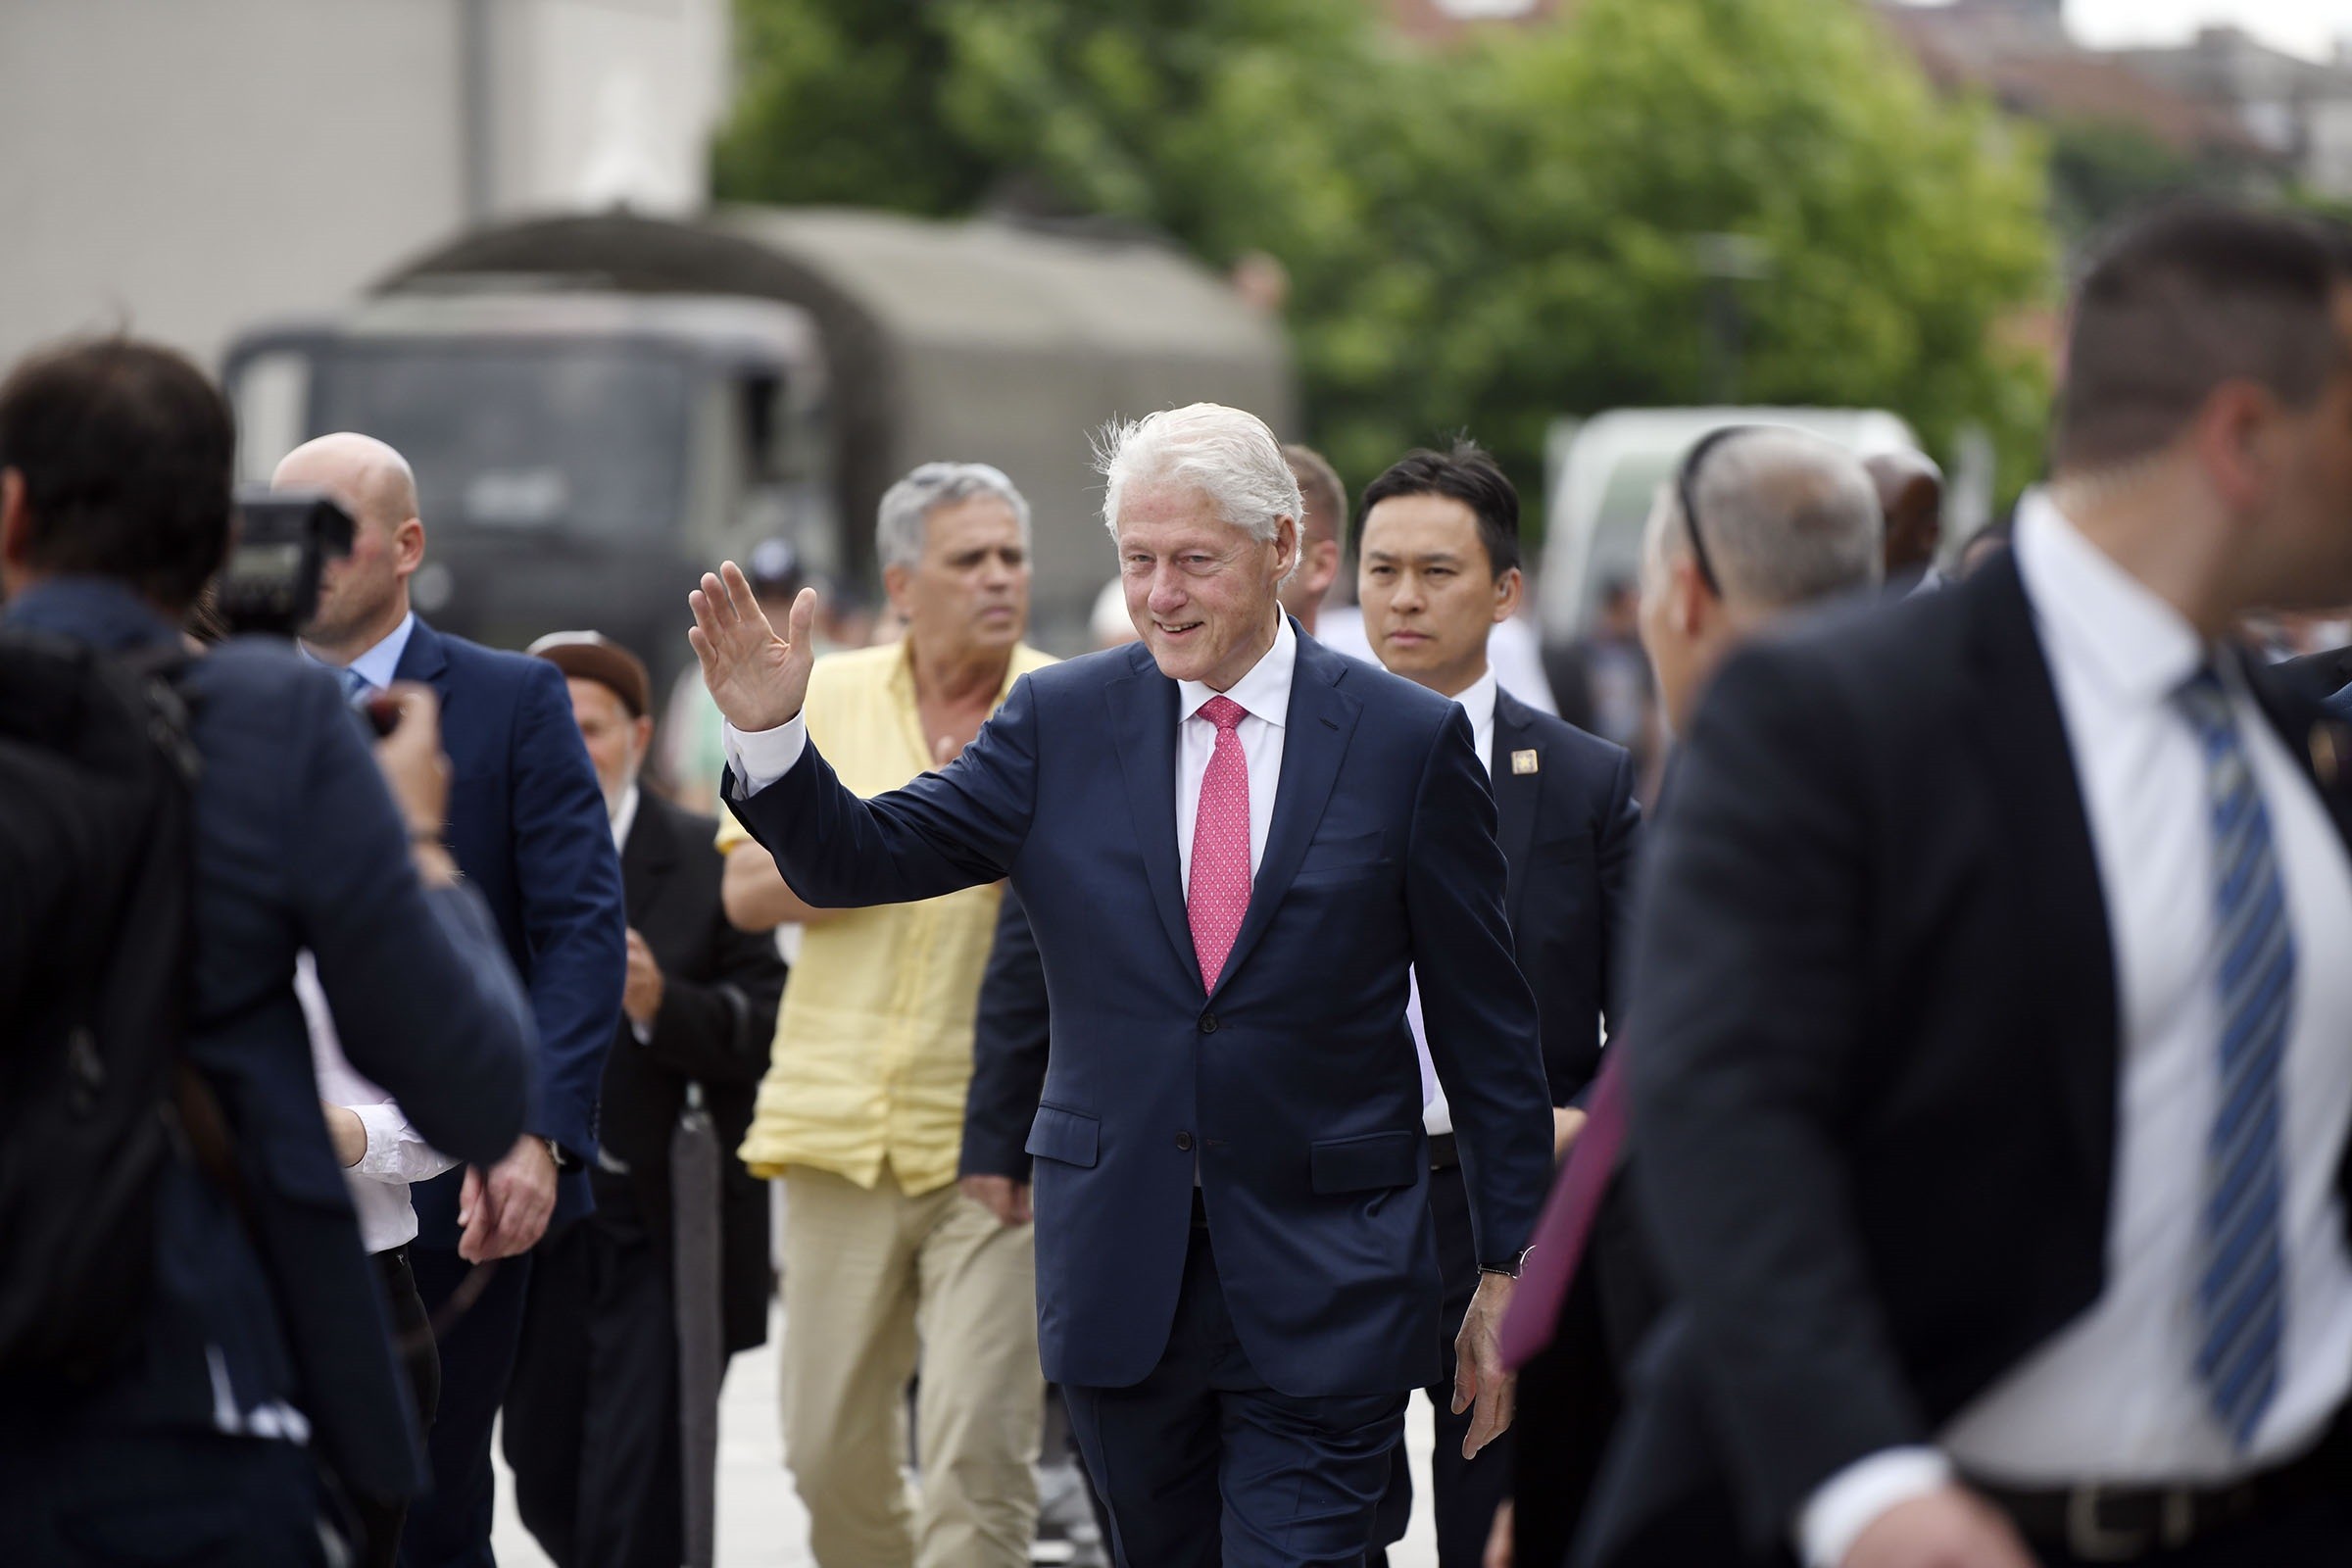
[1409,706,1554,1267]
[1594,745,1643,1034]
[1626,643,1928,1547]
[509,659,627,1163]
[959,886,1051,1181]
[290,675,533,1168]
[641,896,787,1088]
[723,671,1041,906]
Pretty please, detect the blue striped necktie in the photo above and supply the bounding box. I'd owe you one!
[2175,667,2295,1451]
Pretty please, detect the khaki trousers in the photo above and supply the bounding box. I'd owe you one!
[780,1162,1044,1568]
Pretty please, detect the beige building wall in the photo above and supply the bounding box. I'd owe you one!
[0,0,728,374]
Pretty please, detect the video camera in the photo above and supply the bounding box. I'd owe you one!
[215,489,354,639]
[215,491,402,735]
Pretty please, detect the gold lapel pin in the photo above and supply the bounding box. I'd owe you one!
[2314,723,2343,790]
[1511,749,1540,775]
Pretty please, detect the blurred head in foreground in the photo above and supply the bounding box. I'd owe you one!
[0,337,232,616]
[1638,425,1883,734]
[2045,201,2352,628]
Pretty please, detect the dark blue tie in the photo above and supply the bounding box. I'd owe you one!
[2176,667,2294,1450]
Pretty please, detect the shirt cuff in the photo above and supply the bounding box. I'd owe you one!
[1797,1447,1954,1568]
[722,714,808,799]
[630,1015,654,1046]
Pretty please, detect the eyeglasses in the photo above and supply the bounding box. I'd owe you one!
[1673,424,1760,600]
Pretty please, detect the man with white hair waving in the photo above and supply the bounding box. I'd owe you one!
[695,403,1554,1565]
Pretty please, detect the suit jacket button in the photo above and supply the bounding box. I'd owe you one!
[1175,1132,1195,1152]
[1199,1013,1219,1034]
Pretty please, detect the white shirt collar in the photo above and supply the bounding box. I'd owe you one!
[1178,612,1297,729]
[610,782,641,855]
[1455,665,1499,752]
[2014,491,2204,710]
[309,611,417,695]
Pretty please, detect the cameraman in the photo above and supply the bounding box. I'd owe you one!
[0,337,535,1561]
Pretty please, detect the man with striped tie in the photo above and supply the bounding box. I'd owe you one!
[1575,202,2352,1568]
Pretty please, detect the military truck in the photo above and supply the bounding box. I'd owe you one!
[223,207,1297,679]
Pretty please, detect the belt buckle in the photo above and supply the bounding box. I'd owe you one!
[2063,1486,2195,1562]
[2064,1486,2150,1562]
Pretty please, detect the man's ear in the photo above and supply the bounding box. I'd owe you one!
[1672,555,1710,638]
[2194,380,2279,515]
[0,468,28,575]
[632,713,656,759]
[1493,564,1524,624]
[393,516,428,577]
[1273,514,1301,579]
[881,561,912,616]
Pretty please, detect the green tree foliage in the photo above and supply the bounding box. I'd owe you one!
[715,0,2055,524]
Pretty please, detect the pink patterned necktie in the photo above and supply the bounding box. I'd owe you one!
[1188,695,1252,992]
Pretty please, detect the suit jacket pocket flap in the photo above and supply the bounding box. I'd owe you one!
[1025,1103,1101,1169]
[1309,1129,1420,1194]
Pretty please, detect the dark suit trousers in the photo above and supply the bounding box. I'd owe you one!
[399,1242,534,1568]
[1062,1216,1408,1568]
[1369,1161,1512,1567]
[0,1426,326,1566]
[504,1187,696,1568]
[354,1247,443,1568]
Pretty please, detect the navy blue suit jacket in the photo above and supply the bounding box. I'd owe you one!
[0,579,535,1498]
[1492,689,1642,1101]
[961,688,1640,1179]
[397,617,626,1241]
[729,628,1553,1396]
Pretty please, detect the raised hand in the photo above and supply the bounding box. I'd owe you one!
[687,562,817,733]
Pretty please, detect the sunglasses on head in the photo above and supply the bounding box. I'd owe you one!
[1673,424,1762,600]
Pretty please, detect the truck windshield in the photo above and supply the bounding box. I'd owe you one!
[309,340,692,537]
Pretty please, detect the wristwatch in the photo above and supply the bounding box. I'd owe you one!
[1480,1244,1535,1280]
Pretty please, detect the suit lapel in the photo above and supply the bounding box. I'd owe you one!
[1491,690,1540,928]
[620,794,677,928]
[393,615,452,702]
[1965,554,2120,1193]
[1105,646,1199,985]
[1210,636,1361,1003]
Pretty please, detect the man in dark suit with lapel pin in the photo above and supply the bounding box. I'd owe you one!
[693,402,1555,1566]
[502,631,786,1568]
[1583,204,2352,1568]
[1346,441,1641,1567]
[277,434,627,1568]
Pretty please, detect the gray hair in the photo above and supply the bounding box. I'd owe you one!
[1096,403,1304,580]
[875,462,1033,570]
[1646,427,1884,607]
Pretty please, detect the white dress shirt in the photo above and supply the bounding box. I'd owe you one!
[1800,494,2352,1565]
[724,614,1300,887]
[1173,614,1295,886]
[1404,666,1499,1137]
[303,611,416,694]
[297,954,461,1254]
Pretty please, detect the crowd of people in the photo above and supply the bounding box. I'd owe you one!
[6,194,2352,1568]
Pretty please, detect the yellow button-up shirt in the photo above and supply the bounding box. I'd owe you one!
[718,639,1054,1194]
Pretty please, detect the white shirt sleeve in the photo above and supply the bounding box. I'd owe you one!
[346,1102,464,1186]
[721,714,809,799]
[1796,1447,1954,1568]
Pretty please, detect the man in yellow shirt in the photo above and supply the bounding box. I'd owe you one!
[716,462,1052,1568]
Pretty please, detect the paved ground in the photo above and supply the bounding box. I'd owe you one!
[489,1299,1446,1565]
